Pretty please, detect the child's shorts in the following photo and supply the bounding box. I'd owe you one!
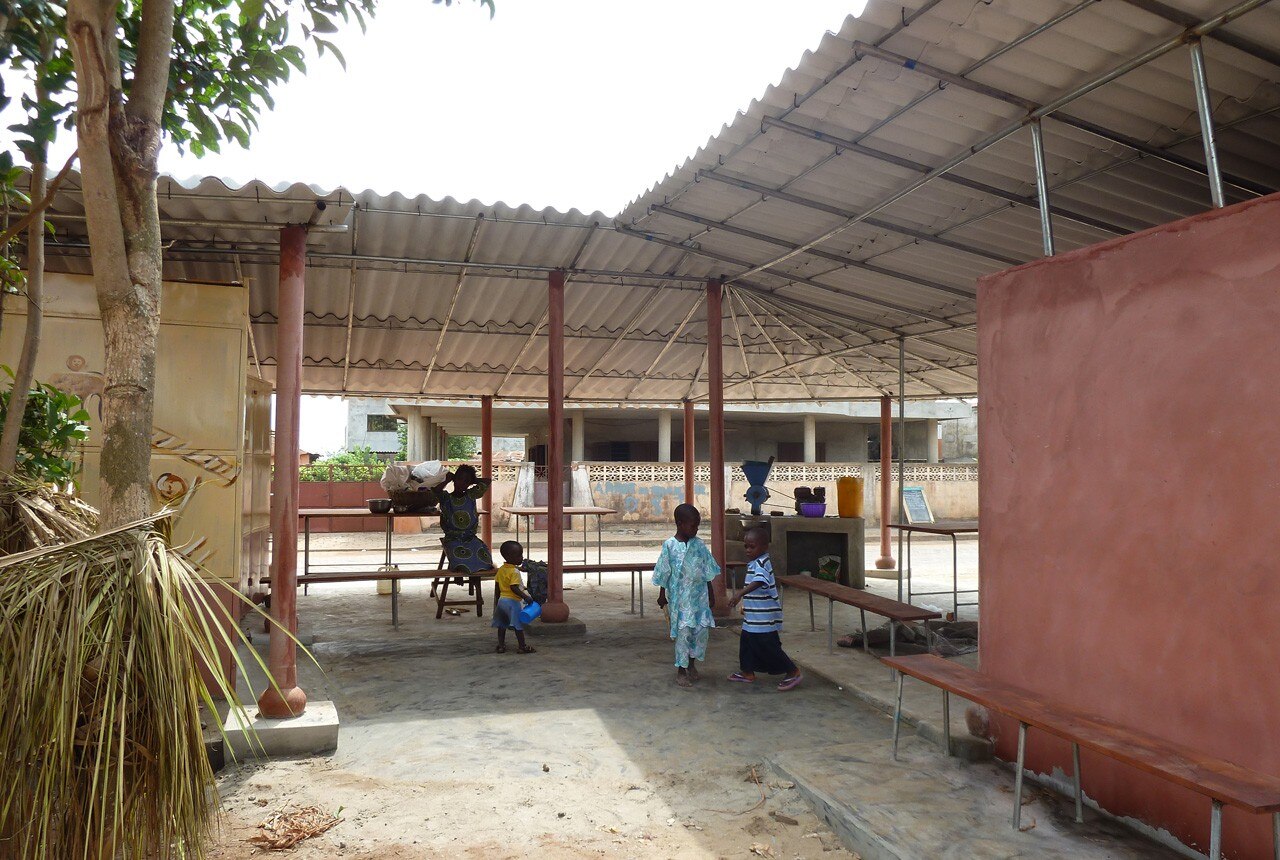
[491,596,525,630]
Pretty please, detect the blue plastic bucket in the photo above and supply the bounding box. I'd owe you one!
[518,602,542,625]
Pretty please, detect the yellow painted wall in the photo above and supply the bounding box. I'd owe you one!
[0,273,249,583]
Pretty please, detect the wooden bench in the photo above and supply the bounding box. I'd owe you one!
[777,574,942,656]
[562,562,655,616]
[883,654,1280,858]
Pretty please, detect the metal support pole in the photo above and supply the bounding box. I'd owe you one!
[860,608,869,653]
[897,338,906,603]
[1030,118,1056,256]
[809,591,816,632]
[481,395,493,552]
[1209,799,1223,860]
[707,278,729,613]
[543,270,569,623]
[1072,743,1084,823]
[258,224,308,719]
[1272,811,1278,860]
[683,399,696,504]
[828,598,834,653]
[892,672,905,761]
[1189,39,1227,208]
[1013,723,1028,831]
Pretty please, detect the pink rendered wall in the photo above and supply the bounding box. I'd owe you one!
[978,193,1280,859]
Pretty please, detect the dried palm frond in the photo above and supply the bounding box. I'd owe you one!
[248,806,343,850]
[0,511,291,859]
[0,476,98,554]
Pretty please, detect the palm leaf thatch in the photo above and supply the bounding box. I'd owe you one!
[0,511,277,859]
[0,477,99,554]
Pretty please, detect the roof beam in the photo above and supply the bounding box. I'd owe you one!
[850,40,1275,197]
[1118,0,1280,69]
[617,226,971,330]
[622,291,705,399]
[420,214,486,392]
[652,203,977,300]
[735,0,1271,283]
[757,117,1132,235]
[672,180,1022,268]
[341,209,361,390]
[724,287,758,401]
[731,287,815,399]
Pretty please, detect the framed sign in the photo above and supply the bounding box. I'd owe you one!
[903,486,934,524]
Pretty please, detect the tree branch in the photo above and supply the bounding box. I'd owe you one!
[0,150,80,249]
[125,0,175,123]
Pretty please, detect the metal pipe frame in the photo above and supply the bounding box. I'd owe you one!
[683,399,695,504]
[544,270,569,623]
[1072,743,1084,824]
[1013,723,1028,831]
[725,287,758,401]
[732,0,1272,283]
[340,209,360,390]
[1189,39,1227,208]
[481,394,493,552]
[420,214,486,391]
[1119,0,1280,71]
[896,337,906,603]
[1030,119,1057,256]
[731,289,816,398]
[706,277,729,613]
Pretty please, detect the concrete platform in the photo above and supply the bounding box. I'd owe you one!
[523,615,587,637]
[222,699,340,760]
[769,739,1180,860]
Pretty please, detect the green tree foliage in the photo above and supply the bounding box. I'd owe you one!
[447,434,477,460]
[0,366,89,485]
[299,445,384,482]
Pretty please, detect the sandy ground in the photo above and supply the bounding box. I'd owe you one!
[208,580,898,859]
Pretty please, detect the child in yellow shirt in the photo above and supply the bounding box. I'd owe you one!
[493,540,536,654]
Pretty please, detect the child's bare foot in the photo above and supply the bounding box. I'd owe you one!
[687,662,700,682]
[495,645,506,654]
[517,645,537,654]
[675,669,693,688]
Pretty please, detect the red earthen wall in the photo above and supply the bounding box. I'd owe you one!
[978,193,1280,859]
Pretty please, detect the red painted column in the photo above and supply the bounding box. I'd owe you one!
[683,399,695,505]
[875,394,895,569]
[481,394,493,552]
[706,278,729,612]
[542,270,570,623]
[259,225,307,718]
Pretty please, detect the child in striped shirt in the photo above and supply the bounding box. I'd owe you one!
[727,526,802,691]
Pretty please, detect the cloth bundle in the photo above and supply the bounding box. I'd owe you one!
[380,460,449,493]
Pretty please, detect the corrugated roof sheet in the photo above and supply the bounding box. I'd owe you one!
[35,0,1279,404]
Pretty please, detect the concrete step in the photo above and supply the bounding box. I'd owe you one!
[768,739,1182,860]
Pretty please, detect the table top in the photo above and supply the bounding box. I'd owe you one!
[888,520,979,535]
[502,506,618,516]
[299,507,489,518]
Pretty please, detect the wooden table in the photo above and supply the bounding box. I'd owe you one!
[777,574,941,656]
[888,520,979,616]
[298,506,490,584]
[502,506,617,571]
[562,562,655,616]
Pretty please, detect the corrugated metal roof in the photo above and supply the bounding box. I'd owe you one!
[34,0,1279,404]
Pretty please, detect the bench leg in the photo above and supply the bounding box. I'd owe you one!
[392,580,399,629]
[474,576,485,618]
[1273,812,1279,860]
[435,580,449,619]
[630,569,635,614]
[1012,722,1028,831]
[827,599,834,654]
[891,671,904,761]
[639,572,644,618]
[860,608,869,653]
[888,619,897,681]
[809,592,815,632]
[942,690,951,756]
[1210,800,1223,860]
[1072,742,1083,823]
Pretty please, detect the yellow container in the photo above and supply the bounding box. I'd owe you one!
[836,476,864,518]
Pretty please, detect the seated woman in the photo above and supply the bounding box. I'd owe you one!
[438,464,494,575]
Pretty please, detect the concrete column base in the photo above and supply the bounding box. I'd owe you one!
[540,600,571,623]
[224,700,339,759]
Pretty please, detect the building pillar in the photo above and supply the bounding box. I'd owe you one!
[657,410,672,463]
[926,418,940,464]
[259,224,307,719]
[440,428,448,461]
[706,278,728,613]
[543,270,570,623]
[803,414,817,464]
[423,417,434,459]
[405,410,420,461]
[571,410,585,462]
[481,395,493,550]
[683,399,695,504]
[875,395,895,570]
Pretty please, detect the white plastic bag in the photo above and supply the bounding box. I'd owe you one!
[380,465,412,493]
[411,460,448,488]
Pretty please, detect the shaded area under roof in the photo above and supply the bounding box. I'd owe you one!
[31,0,1279,404]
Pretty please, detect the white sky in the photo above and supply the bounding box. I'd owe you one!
[4,0,866,453]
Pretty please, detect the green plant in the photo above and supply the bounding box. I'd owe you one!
[299,445,384,482]
[447,435,478,460]
[0,510,290,859]
[0,366,89,484]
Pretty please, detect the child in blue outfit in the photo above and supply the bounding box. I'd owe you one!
[492,540,536,655]
[727,526,801,691]
[653,504,719,689]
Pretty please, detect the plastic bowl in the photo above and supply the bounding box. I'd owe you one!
[799,502,826,518]
[518,601,542,625]
[367,498,392,514]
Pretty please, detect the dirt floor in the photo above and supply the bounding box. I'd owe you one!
[207,575,909,859]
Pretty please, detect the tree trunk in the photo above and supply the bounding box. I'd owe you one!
[0,157,47,477]
[68,0,173,529]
